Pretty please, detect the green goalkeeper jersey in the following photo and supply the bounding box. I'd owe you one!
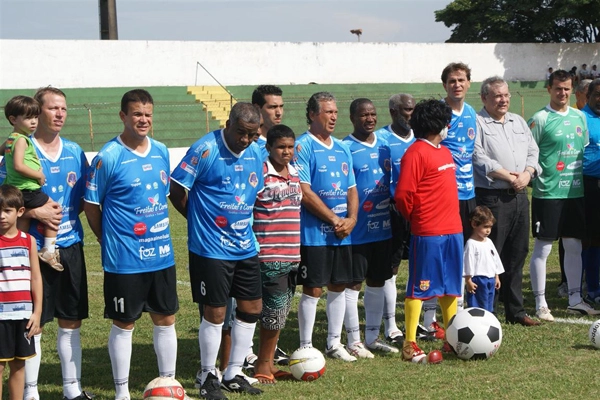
[528,106,588,199]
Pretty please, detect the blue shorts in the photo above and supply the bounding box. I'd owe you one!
[406,233,463,300]
[465,276,495,313]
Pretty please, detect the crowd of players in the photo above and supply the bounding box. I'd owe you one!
[1,60,600,400]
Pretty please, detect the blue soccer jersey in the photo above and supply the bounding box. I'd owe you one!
[256,135,269,160]
[376,125,415,197]
[84,137,175,274]
[293,131,356,246]
[170,129,264,260]
[342,134,392,245]
[582,104,600,178]
[441,102,477,200]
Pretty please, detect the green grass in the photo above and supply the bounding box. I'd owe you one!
[2,203,599,400]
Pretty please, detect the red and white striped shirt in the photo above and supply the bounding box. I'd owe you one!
[253,161,302,262]
[0,231,34,320]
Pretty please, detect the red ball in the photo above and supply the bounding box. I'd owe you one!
[427,350,443,364]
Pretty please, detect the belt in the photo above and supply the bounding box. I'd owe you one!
[476,187,527,196]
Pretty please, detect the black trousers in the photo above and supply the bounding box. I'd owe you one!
[476,188,530,322]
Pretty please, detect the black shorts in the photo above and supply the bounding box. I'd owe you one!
[103,266,179,322]
[189,252,262,307]
[390,205,411,267]
[0,319,36,361]
[41,242,89,325]
[21,189,49,209]
[298,245,352,287]
[531,197,586,240]
[352,239,393,282]
[584,176,600,240]
[459,198,477,242]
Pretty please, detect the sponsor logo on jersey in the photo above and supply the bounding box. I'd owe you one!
[296,144,302,153]
[133,222,147,236]
[419,280,430,291]
[363,200,373,212]
[239,239,252,249]
[249,172,258,187]
[67,171,77,187]
[320,224,335,235]
[359,164,370,172]
[573,179,581,187]
[558,180,571,188]
[215,216,228,228]
[370,153,378,159]
[235,165,244,172]
[131,177,141,187]
[135,194,168,215]
[159,244,171,256]
[201,149,210,159]
[468,127,475,140]
[180,161,195,175]
[328,155,336,162]
[150,218,169,233]
[86,182,97,191]
[383,219,391,229]
[341,162,349,176]
[231,217,251,230]
[367,221,380,231]
[191,156,199,165]
[57,220,76,235]
[556,161,565,171]
[466,182,473,190]
[376,199,390,210]
[51,166,60,173]
[331,203,347,214]
[459,163,472,172]
[138,246,157,260]
[220,235,236,248]
[160,170,168,186]
[142,164,153,172]
[332,181,342,190]
[95,159,102,170]
[567,160,582,170]
[235,194,246,204]
[576,126,583,136]
[318,165,328,172]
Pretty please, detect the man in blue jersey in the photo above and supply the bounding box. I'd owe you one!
[252,85,284,160]
[581,79,600,304]
[342,98,398,358]
[375,93,415,345]
[293,92,359,362]
[84,89,179,400]
[9,87,92,400]
[170,102,264,400]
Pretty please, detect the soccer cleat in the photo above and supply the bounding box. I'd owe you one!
[39,248,64,271]
[385,330,404,346]
[428,321,446,340]
[366,338,399,354]
[221,375,263,395]
[242,353,257,372]
[535,306,555,322]
[64,391,94,400]
[199,372,227,400]
[557,282,568,298]
[567,301,600,316]
[401,341,427,363]
[441,341,454,354]
[273,346,290,366]
[325,343,357,362]
[346,342,375,359]
[416,324,437,341]
[584,294,600,306]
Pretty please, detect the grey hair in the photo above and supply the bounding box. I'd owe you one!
[389,93,413,110]
[588,78,600,99]
[229,102,260,125]
[577,79,592,94]
[480,76,507,97]
[306,92,336,125]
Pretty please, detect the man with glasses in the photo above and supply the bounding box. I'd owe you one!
[473,76,542,326]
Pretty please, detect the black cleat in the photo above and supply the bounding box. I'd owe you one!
[221,375,263,395]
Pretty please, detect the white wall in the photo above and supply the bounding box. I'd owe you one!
[1,40,598,89]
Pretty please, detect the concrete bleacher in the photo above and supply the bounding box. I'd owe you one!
[1,82,550,151]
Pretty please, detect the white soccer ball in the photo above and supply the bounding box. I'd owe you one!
[589,319,600,349]
[289,347,326,381]
[143,376,186,399]
[446,307,503,360]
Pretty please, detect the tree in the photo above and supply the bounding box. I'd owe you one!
[435,0,599,43]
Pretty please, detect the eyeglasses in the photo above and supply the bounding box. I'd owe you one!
[492,94,511,101]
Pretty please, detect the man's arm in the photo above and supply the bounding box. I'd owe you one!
[169,180,188,219]
[83,202,102,243]
[23,202,62,230]
[300,182,341,227]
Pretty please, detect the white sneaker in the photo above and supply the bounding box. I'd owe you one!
[567,301,600,316]
[536,306,555,322]
[325,343,357,362]
[366,338,399,353]
[346,342,375,359]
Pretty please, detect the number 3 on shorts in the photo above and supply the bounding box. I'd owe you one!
[300,265,308,279]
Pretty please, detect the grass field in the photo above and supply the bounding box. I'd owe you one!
[2,202,599,400]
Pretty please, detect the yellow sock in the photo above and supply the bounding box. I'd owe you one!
[404,298,423,343]
[439,296,458,330]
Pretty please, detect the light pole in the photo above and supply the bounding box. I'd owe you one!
[350,29,362,42]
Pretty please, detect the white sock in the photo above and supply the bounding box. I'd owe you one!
[58,327,83,399]
[154,324,177,377]
[343,288,361,346]
[44,237,56,253]
[298,293,319,347]
[530,239,553,310]
[457,277,465,311]
[364,285,384,345]
[108,324,133,400]
[563,237,583,306]
[24,333,42,400]
[326,290,346,349]
[224,318,256,381]
[423,298,438,327]
[199,318,223,384]
[383,275,399,336]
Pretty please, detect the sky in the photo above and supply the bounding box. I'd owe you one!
[0,0,454,43]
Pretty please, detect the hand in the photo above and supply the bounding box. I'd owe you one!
[509,171,530,191]
[31,201,62,230]
[334,217,356,239]
[26,313,41,338]
[495,276,501,290]
[466,280,477,294]
[37,172,46,186]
